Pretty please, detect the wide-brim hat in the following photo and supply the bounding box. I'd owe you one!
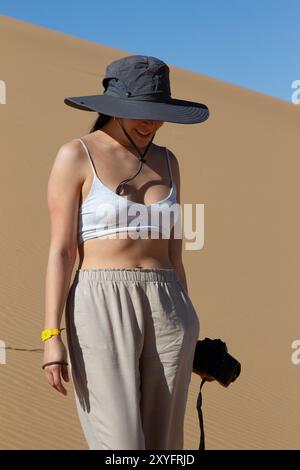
[64,55,209,125]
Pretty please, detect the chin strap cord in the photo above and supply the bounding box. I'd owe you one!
[115,118,156,195]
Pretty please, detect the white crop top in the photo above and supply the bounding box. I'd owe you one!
[77,138,180,244]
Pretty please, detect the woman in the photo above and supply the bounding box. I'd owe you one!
[42,55,209,450]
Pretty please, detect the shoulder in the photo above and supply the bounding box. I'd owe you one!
[165,147,180,179]
[155,144,179,169]
[165,147,179,164]
[55,138,85,163]
[49,138,87,185]
[59,138,87,159]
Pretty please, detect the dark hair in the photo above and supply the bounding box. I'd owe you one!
[89,113,113,133]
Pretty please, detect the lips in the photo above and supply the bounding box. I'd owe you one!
[135,129,152,137]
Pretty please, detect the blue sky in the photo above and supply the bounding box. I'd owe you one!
[1,0,299,102]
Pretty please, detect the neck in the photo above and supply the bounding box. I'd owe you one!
[99,119,149,153]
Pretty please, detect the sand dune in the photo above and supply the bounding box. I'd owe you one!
[1,14,300,449]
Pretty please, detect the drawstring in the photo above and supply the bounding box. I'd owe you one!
[114,117,156,195]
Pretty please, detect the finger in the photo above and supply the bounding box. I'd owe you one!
[47,366,67,395]
[44,367,59,393]
[203,375,215,382]
[43,365,62,391]
[61,364,69,382]
[44,368,55,387]
[52,367,67,395]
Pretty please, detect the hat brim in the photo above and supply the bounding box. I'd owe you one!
[63,94,209,124]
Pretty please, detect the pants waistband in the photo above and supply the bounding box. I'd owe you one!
[75,268,178,283]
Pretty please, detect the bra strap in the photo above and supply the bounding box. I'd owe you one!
[77,138,98,178]
[165,148,173,188]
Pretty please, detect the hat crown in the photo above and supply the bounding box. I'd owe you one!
[102,55,171,102]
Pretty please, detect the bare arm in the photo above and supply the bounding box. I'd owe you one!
[42,140,84,394]
[167,150,189,293]
[168,151,206,378]
[44,140,83,329]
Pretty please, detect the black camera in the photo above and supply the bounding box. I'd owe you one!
[193,337,241,387]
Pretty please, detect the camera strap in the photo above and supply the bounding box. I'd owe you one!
[197,378,207,450]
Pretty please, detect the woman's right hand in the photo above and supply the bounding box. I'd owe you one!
[42,334,70,396]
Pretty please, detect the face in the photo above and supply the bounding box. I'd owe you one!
[116,118,164,145]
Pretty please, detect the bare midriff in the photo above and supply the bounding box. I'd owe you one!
[76,131,176,271]
[78,234,174,270]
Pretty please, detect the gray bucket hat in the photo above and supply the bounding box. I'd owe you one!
[64,55,209,124]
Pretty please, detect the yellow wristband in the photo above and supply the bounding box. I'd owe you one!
[41,328,61,342]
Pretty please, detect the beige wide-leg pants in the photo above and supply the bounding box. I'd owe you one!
[65,268,200,450]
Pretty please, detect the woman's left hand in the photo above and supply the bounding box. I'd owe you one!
[193,370,215,381]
